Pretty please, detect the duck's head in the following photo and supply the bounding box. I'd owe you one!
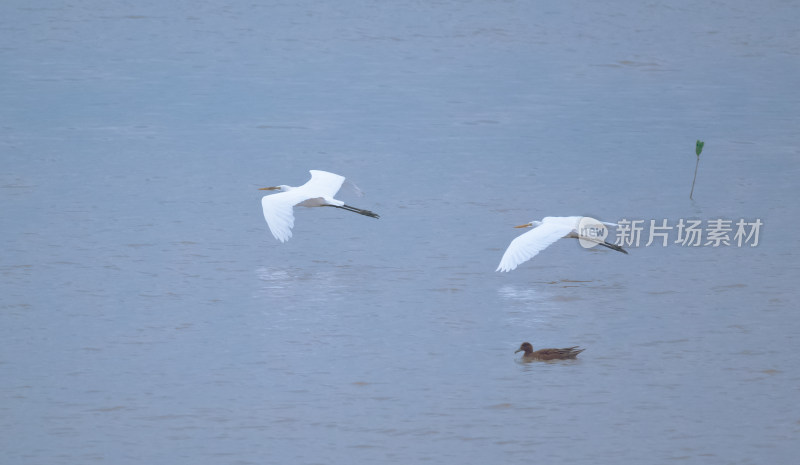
[515,342,534,354]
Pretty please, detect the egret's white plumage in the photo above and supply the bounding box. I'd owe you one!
[260,170,379,242]
[496,216,627,272]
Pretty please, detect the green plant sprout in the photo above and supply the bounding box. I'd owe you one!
[690,140,704,199]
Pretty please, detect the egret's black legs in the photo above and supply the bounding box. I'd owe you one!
[323,204,380,219]
[597,240,628,254]
[566,231,628,254]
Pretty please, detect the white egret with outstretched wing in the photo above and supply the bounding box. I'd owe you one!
[496,216,627,272]
[259,170,379,242]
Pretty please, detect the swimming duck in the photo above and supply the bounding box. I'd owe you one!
[515,342,585,361]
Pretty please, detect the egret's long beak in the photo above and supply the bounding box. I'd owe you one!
[259,186,280,191]
[514,223,533,229]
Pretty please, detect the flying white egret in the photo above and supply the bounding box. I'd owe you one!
[496,216,627,272]
[259,170,379,242]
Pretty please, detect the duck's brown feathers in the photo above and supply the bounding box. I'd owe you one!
[515,342,584,361]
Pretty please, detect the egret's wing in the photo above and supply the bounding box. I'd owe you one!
[261,190,310,242]
[496,222,576,272]
[303,170,346,199]
[343,179,365,197]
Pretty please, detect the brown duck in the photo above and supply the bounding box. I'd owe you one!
[515,342,585,361]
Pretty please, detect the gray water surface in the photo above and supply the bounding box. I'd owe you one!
[2,1,800,464]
